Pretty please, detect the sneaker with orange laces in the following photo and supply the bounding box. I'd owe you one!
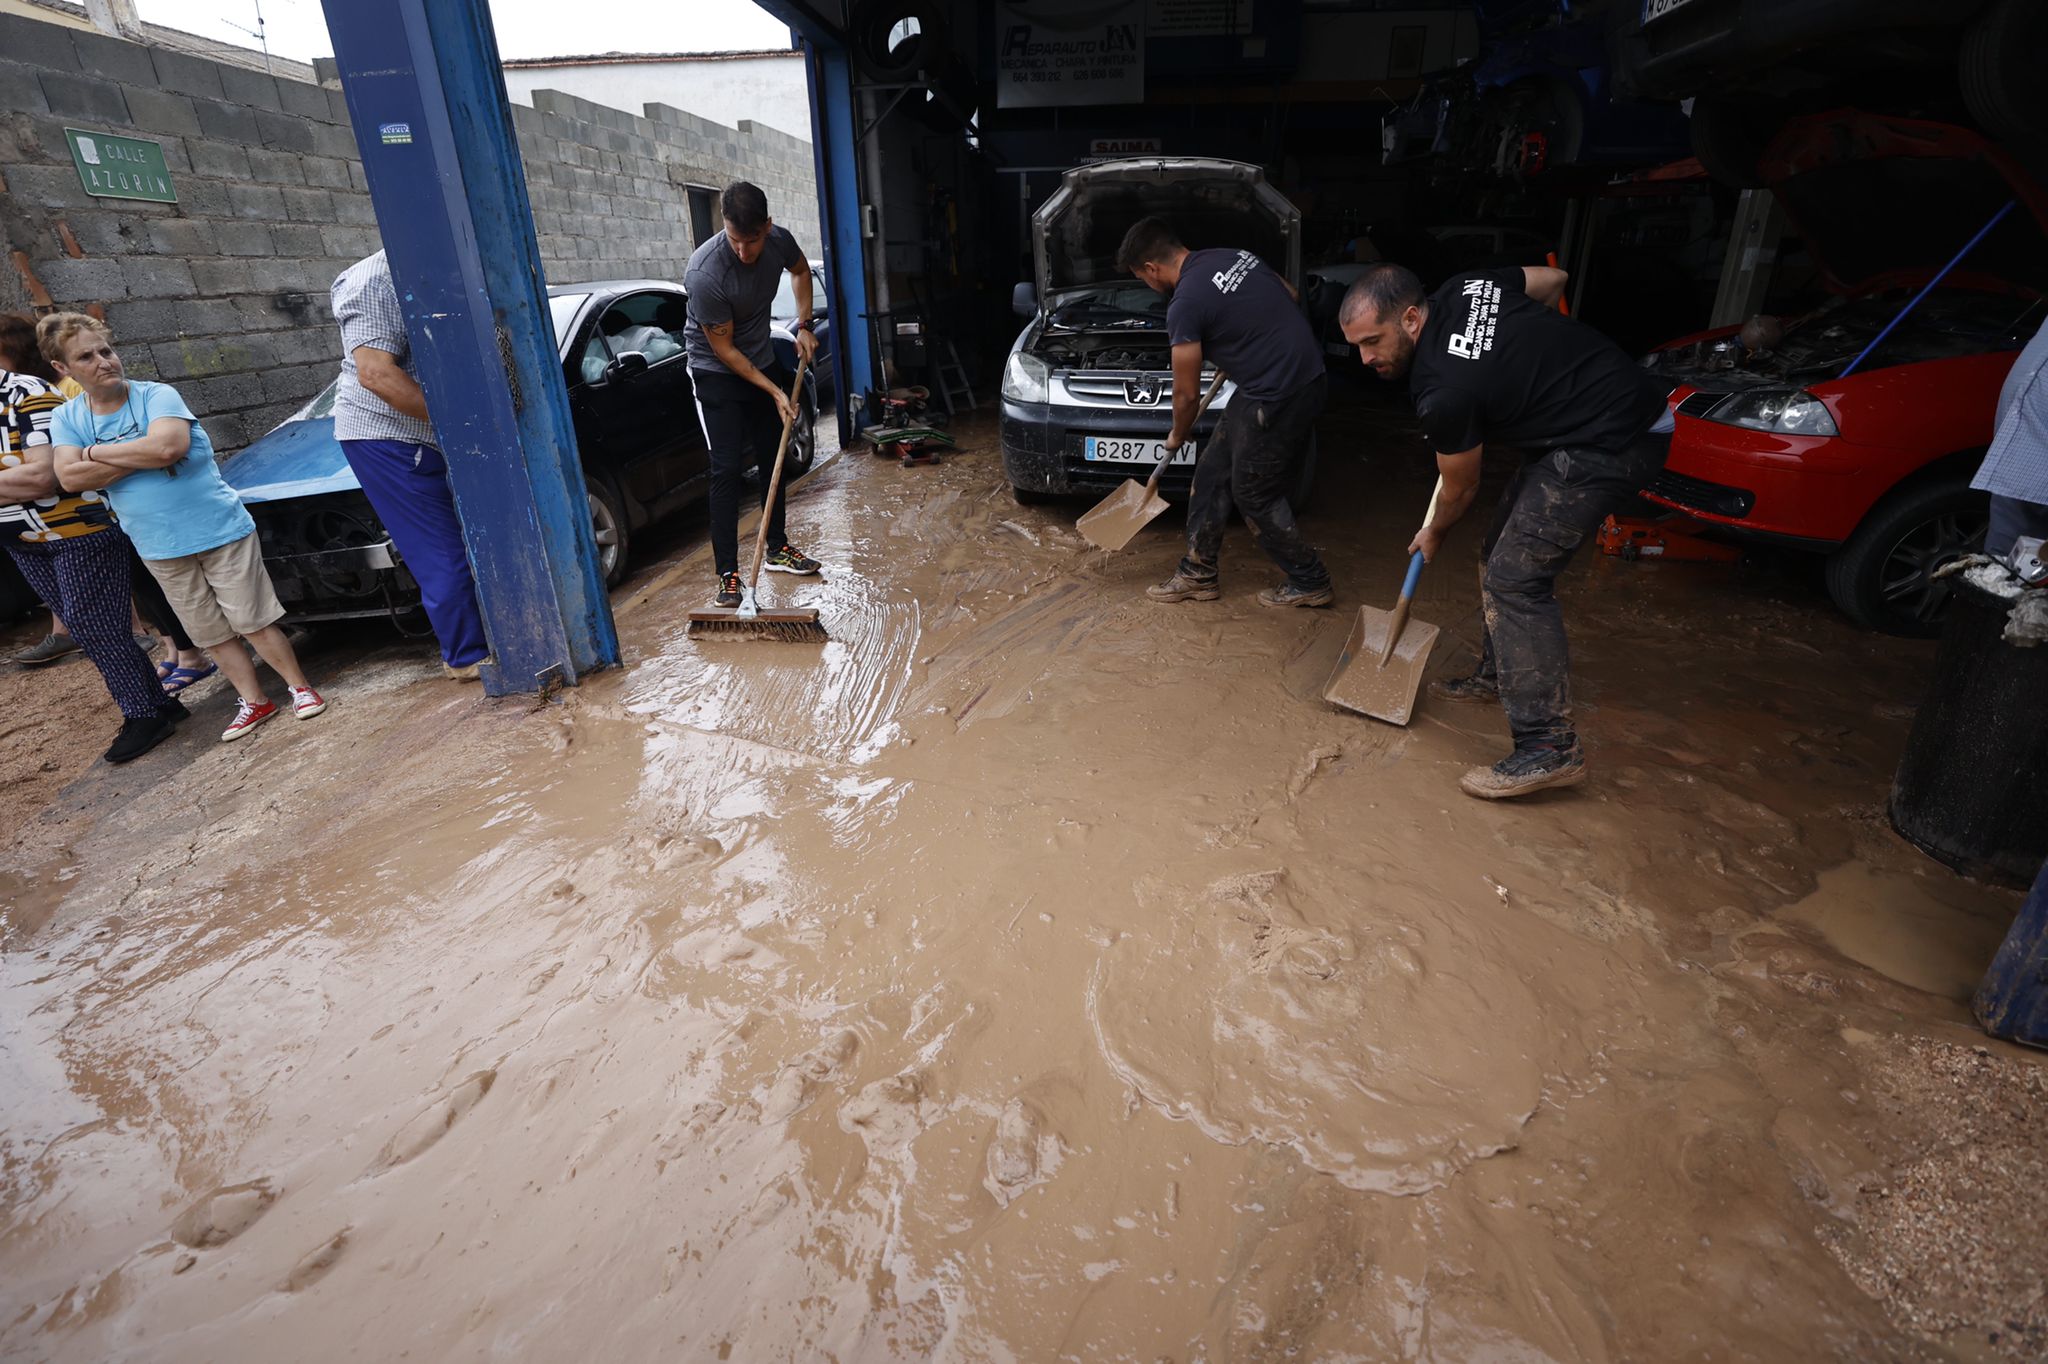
[221,697,278,741]
[290,685,327,718]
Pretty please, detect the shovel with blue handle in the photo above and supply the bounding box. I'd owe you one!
[1323,478,1443,725]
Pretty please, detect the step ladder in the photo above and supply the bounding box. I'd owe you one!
[932,340,976,416]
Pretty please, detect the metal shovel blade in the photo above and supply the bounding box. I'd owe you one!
[1076,478,1170,552]
[1323,605,1440,726]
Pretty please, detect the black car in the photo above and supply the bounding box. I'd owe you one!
[221,279,819,624]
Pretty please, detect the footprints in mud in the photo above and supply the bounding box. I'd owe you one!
[278,1228,349,1293]
[761,1028,861,1122]
[983,1097,1067,1207]
[170,1178,278,1248]
[838,1072,930,1159]
[365,1069,497,1175]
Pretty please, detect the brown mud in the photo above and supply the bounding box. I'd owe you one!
[1,401,2041,1362]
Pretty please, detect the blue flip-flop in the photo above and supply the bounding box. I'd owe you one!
[161,663,218,695]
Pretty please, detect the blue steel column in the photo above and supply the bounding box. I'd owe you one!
[803,39,878,442]
[323,0,618,693]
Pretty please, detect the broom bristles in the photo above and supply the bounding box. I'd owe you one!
[686,615,829,643]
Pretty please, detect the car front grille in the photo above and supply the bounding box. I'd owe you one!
[1055,368,1225,409]
[1648,468,1755,520]
[1675,390,1723,419]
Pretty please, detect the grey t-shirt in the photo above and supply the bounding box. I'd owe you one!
[683,224,805,375]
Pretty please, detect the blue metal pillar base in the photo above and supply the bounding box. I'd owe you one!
[1976,857,2048,1050]
[324,0,619,694]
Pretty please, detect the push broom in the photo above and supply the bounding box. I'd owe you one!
[686,357,829,643]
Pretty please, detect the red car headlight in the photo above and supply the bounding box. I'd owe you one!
[1701,389,1839,437]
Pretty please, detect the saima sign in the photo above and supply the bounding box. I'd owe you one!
[996,0,1145,109]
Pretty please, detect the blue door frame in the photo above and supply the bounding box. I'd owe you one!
[322,0,618,695]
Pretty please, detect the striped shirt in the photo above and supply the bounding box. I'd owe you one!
[0,368,112,542]
[1972,317,2048,506]
[331,250,439,447]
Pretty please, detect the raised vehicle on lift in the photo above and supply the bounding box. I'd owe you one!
[1001,157,1314,506]
[220,279,819,625]
[1641,113,2045,636]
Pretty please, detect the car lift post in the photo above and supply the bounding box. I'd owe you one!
[322,0,619,695]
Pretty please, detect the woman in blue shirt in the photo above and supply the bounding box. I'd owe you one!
[42,313,331,742]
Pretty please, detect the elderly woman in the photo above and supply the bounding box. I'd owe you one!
[0,312,213,684]
[0,336,188,762]
[42,313,330,742]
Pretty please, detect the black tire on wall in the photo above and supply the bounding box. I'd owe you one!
[1961,0,2048,147]
[1824,476,1989,638]
[851,1,948,82]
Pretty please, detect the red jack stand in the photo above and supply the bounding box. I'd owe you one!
[1597,514,1741,562]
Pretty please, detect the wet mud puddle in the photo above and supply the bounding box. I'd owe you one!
[2,428,2042,1361]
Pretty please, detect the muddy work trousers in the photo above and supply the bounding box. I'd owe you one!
[1469,434,1666,748]
[1179,375,1330,591]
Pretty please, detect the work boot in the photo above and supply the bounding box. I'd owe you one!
[104,713,178,764]
[1428,672,1501,704]
[1146,570,1220,603]
[14,632,80,666]
[1257,581,1335,609]
[764,544,821,575]
[713,572,743,609]
[1460,740,1587,800]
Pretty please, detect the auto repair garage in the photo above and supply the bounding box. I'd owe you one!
[4,0,2046,1358]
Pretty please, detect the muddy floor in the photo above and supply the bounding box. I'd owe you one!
[1,392,2041,1363]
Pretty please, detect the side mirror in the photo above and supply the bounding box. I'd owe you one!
[1012,282,1037,318]
[606,350,650,380]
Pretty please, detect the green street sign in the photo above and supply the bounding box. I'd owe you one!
[65,127,176,203]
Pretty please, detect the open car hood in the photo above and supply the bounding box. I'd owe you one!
[1032,157,1301,307]
[1761,111,2048,297]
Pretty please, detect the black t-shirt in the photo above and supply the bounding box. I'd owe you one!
[1410,269,1668,456]
[1166,247,1323,404]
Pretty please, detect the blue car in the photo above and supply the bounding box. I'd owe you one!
[221,278,817,626]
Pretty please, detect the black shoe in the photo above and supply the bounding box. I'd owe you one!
[1459,740,1586,800]
[713,572,744,609]
[764,544,821,575]
[105,714,178,764]
[160,697,190,724]
[1428,672,1501,705]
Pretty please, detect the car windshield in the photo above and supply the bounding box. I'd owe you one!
[770,269,823,320]
[1047,286,1168,328]
[550,293,590,344]
[285,379,340,423]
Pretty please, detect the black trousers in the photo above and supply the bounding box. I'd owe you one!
[691,364,794,577]
[1180,374,1330,591]
[1469,432,1667,747]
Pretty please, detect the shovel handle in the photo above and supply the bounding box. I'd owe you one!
[1143,369,1228,495]
[1397,548,1425,603]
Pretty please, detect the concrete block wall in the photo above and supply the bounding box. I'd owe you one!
[0,12,822,454]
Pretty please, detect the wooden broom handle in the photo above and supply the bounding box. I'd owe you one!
[747,355,811,595]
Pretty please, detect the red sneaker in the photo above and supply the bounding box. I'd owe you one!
[290,685,327,719]
[220,697,278,742]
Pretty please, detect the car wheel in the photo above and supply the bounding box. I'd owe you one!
[1688,93,1777,190]
[1824,478,1989,637]
[586,475,629,588]
[785,378,819,478]
[1962,0,2048,144]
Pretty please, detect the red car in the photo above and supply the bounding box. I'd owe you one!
[1641,112,2047,635]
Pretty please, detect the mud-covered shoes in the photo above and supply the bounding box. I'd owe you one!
[713,572,744,609]
[1428,672,1502,704]
[1146,570,1221,603]
[220,697,278,742]
[1460,741,1586,800]
[1257,581,1335,608]
[764,544,821,575]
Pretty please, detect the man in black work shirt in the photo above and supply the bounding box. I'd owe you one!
[1340,262,1671,800]
[1115,217,1334,607]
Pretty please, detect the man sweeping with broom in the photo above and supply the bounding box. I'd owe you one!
[683,181,826,641]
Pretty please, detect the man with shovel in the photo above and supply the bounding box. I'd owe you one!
[1115,218,1334,608]
[1339,262,1670,799]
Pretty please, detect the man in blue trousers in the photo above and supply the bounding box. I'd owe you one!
[331,250,490,678]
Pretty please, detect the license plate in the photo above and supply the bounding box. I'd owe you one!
[1642,0,1699,22]
[1084,435,1197,465]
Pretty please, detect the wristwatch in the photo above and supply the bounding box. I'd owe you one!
[795,318,815,333]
